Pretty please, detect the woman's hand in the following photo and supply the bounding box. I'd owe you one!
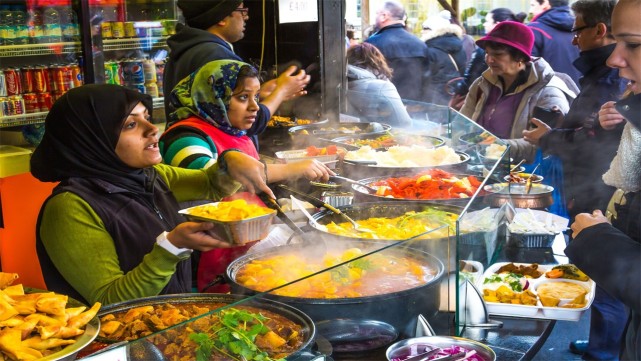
[570,210,610,239]
[287,159,335,182]
[167,222,232,251]
[223,151,275,198]
[522,117,552,145]
[599,101,626,130]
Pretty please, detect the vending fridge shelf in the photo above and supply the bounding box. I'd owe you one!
[103,36,168,52]
[0,42,81,58]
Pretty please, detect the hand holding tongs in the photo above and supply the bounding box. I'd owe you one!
[525,163,541,194]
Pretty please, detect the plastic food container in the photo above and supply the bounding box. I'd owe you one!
[179,203,276,245]
[507,232,557,248]
[478,262,595,321]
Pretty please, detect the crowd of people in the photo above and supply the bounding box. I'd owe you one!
[27,0,640,359]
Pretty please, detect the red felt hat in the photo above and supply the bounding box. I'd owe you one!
[476,21,534,58]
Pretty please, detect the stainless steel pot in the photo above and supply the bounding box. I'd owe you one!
[225,240,445,350]
[340,151,471,180]
[330,133,445,151]
[483,183,554,209]
[288,122,392,148]
[350,172,490,209]
[386,336,496,361]
[96,293,316,361]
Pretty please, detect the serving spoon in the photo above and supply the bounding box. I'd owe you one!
[329,175,378,194]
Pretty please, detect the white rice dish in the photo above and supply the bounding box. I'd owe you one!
[484,143,507,159]
[344,145,462,167]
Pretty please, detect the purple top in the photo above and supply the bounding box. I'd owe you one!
[477,85,527,139]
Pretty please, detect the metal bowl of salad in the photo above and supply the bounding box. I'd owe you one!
[386,336,496,361]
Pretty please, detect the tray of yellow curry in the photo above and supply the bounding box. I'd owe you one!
[179,199,276,245]
[478,262,594,321]
[310,202,462,240]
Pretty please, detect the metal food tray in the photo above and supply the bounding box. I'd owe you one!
[274,149,339,167]
[179,203,276,245]
[477,262,595,321]
[23,288,101,361]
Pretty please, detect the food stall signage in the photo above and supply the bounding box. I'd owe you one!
[279,0,318,23]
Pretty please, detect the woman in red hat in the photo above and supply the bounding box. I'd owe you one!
[459,20,578,216]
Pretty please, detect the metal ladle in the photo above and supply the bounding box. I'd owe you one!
[329,175,378,194]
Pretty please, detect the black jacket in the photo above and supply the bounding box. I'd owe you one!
[422,33,466,106]
[164,24,267,146]
[528,6,581,85]
[36,170,191,304]
[539,44,627,218]
[366,24,428,102]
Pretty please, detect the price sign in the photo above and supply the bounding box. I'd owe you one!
[278,0,318,24]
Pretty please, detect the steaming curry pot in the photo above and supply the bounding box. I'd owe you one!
[226,240,445,351]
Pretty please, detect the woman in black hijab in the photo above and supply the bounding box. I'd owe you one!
[31,84,272,305]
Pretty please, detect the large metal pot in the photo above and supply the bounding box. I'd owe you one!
[341,151,471,180]
[226,240,445,351]
[288,122,392,148]
[385,336,496,361]
[350,172,491,209]
[331,133,445,151]
[483,183,554,209]
[96,293,316,361]
[309,201,463,269]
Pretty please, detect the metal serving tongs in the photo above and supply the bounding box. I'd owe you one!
[509,159,526,173]
[525,163,541,194]
[258,193,312,244]
[329,175,378,194]
[278,184,375,234]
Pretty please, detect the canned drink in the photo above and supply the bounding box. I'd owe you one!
[101,21,113,38]
[10,95,25,115]
[4,68,22,95]
[124,22,136,38]
[111,21,125,38]
[44,65,56,93]
[33,67,48,93]
[157,80,164,97]
[144,82,159,97]
[104,61,120,85]
[52,65,72,93]
[155,61,165,83]
[51,91,64,104]
[1,97,12,116]
[125,83,146,94]
[121,60,145,83]
[37,92,53,111]
[0,71,6,97]
[21,67,34,94]
[23,93,40,113]
[136,26,149,38]
[70,64,83,87]
[0,98,3,117]
[142,59,156,83]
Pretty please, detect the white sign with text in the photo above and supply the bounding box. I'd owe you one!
[278,0,318,23]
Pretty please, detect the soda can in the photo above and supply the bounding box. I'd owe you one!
[23,93,40,113]
[10,95,25,115]
[0,97,12,116]
[37,92,53,111]
[44,65,56,93]
[142,59,156,83]
[0,71,6,97]
[121,60,145,83]
[52,65,71,93]
[111,21,125,38]
[125,83,146,94]
[144,82,159,97]
[4,69,22,96]
[101,21,113,38]
[33,66,48,93]
[0,98,4,117]
[157,80,164,97]
[21,67,34,94]
[70,64,83,88]
[124,22,136,38]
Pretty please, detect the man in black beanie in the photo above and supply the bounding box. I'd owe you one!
[164,0,310,148]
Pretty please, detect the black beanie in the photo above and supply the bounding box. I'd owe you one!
[178,0,243,30]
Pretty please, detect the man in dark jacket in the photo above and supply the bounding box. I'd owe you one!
[523,1,627,359]
[528,0,581,85]
[365,1,427,102]
[164,0,309,147]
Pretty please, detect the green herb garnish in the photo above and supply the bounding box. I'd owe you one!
[190,308,286,361]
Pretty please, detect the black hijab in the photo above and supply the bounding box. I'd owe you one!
[31,84,154,193]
